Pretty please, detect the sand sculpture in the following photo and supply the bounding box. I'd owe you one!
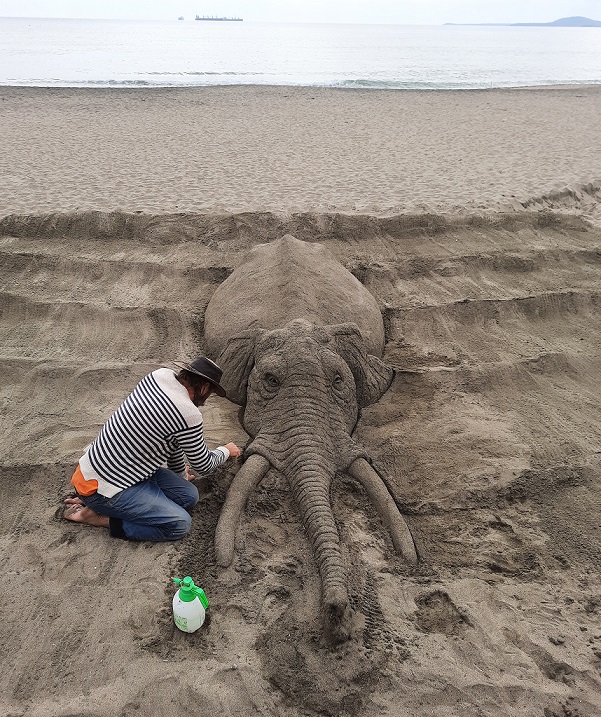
[204,235,418,640]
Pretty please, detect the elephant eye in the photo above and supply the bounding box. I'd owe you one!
[332,373,344,388]
[265,373,280,389]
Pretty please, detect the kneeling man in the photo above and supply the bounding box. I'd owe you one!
[65,356,240,541]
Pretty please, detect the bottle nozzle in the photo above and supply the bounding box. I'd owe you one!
[172,576,209,609]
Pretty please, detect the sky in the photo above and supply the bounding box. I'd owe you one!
[0,0,599,24]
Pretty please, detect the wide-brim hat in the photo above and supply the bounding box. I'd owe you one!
[173,356,227,398]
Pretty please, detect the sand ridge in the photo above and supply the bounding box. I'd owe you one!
[1,205,601,716]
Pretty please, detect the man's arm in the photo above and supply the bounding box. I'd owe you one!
[173,420,231,475]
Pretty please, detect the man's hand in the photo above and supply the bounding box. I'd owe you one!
[185,465,196,481]
[225,442,241,459]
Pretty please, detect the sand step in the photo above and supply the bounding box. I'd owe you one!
[0,248,230,307]
[0,291,205,362]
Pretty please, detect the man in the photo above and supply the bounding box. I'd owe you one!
[64,356,241,541]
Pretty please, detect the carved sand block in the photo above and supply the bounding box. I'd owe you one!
[204,235,417,641]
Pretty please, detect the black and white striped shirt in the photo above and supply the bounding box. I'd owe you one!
[79,368,229,497]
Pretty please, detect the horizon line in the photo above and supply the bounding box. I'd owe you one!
[1,15,586,26]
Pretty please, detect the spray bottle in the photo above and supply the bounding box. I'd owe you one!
[172,576,209,633]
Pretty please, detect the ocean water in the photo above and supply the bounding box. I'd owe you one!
[1,16,601,89]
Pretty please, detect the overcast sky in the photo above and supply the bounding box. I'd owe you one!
[0,0,599,24]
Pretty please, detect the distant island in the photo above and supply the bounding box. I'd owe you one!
[445,16,601,27]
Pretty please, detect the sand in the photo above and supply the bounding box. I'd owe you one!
[1,85,601,717]
[2,85,601,217]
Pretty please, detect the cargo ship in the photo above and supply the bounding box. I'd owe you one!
[195,15,243,21]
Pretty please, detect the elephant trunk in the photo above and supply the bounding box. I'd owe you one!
[292,464,344,594]
[248,405,354,641]
[291,457,353,641]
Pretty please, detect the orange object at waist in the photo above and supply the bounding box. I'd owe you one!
[71,464,98,496]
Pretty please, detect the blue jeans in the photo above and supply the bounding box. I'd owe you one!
[82,467,199,541]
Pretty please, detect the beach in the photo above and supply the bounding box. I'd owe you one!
[1,85,601,717]
[2,85,601,216]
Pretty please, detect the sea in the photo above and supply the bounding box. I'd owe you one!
[1,16,601,90]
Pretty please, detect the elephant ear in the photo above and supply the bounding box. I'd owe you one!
[324,323,394,407]
[216,329,263,405]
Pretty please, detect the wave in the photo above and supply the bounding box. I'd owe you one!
[2,77,601,90]
[141,71,269,76]
[335,78,601,90]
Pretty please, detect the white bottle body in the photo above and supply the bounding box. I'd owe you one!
[172,594,206,633]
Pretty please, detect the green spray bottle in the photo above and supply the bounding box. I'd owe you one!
[172,576,209,633]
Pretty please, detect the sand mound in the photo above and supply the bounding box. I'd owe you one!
[515,180,601,223]
[1,210,600,716]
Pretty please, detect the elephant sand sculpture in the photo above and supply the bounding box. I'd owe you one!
[204,235,417,641]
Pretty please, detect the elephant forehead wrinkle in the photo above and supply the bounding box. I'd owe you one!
[270,410,329,425]
[264,423,330,439]
[277,375,320,386]
[271,423,328,436]
[289,353,346,379]
[255,354,287,375]
[268,407,329,424]
[287,364,326,375]
[287,338,328,356]
[267,330,318,346]
[281,381,333,399]
[275,430,351,452]
[273,404,326,416]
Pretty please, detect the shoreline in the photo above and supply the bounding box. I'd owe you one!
[2,82,601,91]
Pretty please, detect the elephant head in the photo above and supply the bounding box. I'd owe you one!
[213,318,417,642]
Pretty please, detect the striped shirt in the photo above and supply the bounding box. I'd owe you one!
[78,368,229,498]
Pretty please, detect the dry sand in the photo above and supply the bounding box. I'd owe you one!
[1,86,601,717]
[1,85,601,217]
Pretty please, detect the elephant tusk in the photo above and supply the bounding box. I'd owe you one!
[347,457,418,566]
[215,453,271,566]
